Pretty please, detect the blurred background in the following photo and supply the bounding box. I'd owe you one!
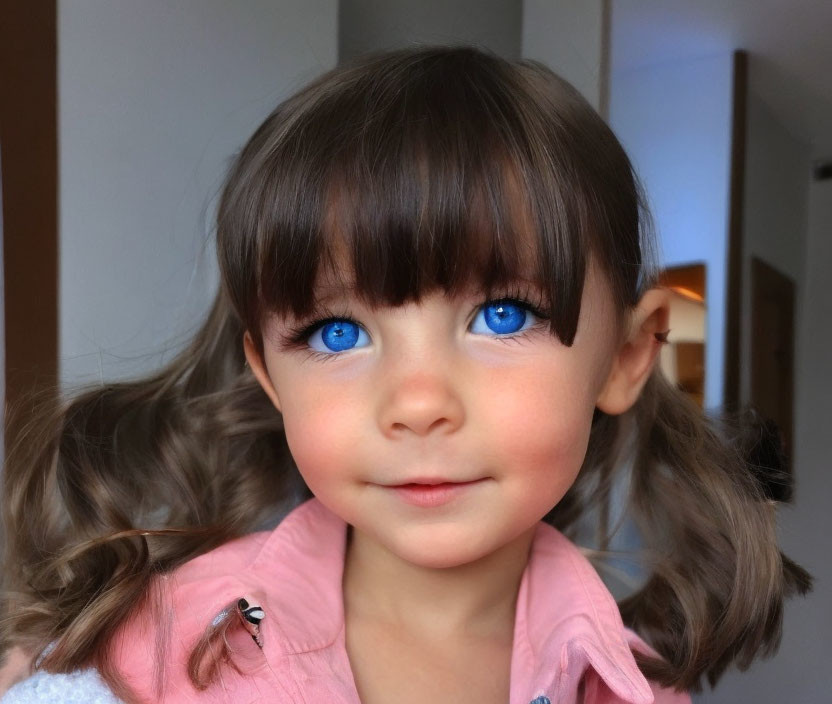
[1,1,829,701]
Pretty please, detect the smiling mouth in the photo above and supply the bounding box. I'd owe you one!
[384,479,487,508]
[387,477,483,487]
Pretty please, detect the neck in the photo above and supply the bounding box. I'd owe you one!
[341,522,536,642]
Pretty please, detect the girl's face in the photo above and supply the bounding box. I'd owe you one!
[246,255,622,569]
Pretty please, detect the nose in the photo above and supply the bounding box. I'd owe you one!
[377,369,465,438]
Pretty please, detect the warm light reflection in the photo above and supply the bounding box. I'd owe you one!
[669,285,705,303]
[659,265,707,409]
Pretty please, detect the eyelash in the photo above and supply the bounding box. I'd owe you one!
[279,288,552,362]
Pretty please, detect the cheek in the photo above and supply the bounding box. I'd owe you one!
[277,377,363,491]
[480,358,595,489]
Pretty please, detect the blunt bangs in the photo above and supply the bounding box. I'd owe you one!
[218,46,646,350]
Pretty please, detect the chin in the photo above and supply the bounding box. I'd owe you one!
[397,547,485,570]
[384,524,496,570]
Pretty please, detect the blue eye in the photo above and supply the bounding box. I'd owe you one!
[284,295,548,359]
[470,299,536,336]
[307,319,370,353]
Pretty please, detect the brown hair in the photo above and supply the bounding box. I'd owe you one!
[0,44,811,700]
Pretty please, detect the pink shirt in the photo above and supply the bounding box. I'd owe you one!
[110,497,691,703]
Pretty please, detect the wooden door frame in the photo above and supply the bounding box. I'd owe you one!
[0,0,59,452]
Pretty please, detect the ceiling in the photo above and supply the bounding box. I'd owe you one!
[610,0,832,159]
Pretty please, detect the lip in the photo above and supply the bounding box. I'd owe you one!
[389,476,473,486]
[386,479,486,508]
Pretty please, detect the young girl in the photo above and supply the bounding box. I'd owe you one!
[0,45,811,704]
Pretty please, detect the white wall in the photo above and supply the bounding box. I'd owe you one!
[786,176,832,702]
[338,0,613,114]
[521,0,605,111]
[609,53,735,411]
[689,84,818,704]
[610,52,830,701]
[58,0,338,389]
[338,1,605,119]
[694,179,832,703]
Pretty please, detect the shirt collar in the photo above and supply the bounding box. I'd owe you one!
[250,497,653,703]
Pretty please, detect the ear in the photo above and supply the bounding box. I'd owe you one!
[595,287,671,416]
[243,330,282,412]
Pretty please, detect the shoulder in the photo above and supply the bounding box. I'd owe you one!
[0,667,122,704]
[106,531,276,702]
[172,530,272,584]
[0,533,277,704]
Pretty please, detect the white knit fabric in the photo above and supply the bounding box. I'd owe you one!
[1,667,121,703]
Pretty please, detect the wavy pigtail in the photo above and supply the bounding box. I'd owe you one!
[0,290,308,701]
[611,369,811,692]
[188,597,266,691]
